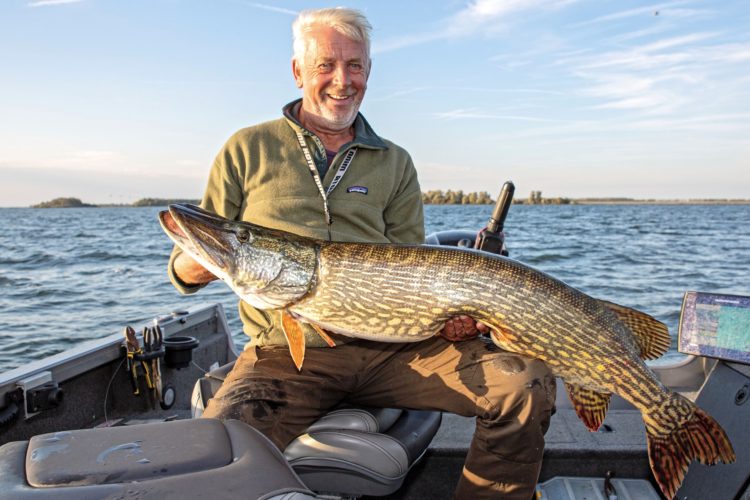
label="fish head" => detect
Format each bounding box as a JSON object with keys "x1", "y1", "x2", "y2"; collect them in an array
[{"x1": 159, "y1": 204, "x2": 317, "y2": 309}]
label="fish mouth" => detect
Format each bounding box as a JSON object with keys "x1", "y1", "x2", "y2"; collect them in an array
[{"x1": 158, "y1": 204, "x2": 235, "y2": 272}]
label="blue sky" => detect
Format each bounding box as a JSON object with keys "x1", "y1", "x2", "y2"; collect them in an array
[{"x1": 1, "y1": 0, "x2": 748, "y2": 206}]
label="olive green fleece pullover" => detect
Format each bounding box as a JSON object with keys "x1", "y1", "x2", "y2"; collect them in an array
[{"x1": 168, "y1": 100, "x2": 425, "y2": 348}]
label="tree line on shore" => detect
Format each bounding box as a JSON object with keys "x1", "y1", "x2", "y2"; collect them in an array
[
  {"x1": 421, "y1": 190, "x2": 494, "y2": 204},
  {"x1": 30, "y1": 192, "x2": 747, "y2": 208},
  {"x1": 422, "y1": 190, "x2": 572, "y2": 205},
  {"x1": 31, "y1": 197, "x2": 200, "y2": 208},
  {"x1": 34, "y1": 193, "x2": 505, "y2": 207}
]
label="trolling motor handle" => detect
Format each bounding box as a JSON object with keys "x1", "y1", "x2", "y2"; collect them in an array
[
  {"x1": 488, "y1": 181, "x2": 515, "y2": 233},
  {"x1": 476, "y1": 181, "x2": 515, "y2": 256}
]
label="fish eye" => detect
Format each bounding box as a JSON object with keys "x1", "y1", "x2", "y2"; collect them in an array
[{"x1": 236, "y1": 230, "x2": 250, "y2": 243}]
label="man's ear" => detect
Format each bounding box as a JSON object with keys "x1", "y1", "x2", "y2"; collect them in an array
[
  {"x1": 292, "y1": 58, "x2": 304, "y2": 88},
  {"x1": 366, "y1": 59, "x2": 372, "y2": 82}
]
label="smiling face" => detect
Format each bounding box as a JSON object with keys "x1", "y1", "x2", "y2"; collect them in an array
[{"x1": 292, "y1": 25, "x2": 370, "y2": 133}]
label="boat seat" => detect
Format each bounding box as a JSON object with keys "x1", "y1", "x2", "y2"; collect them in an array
[
  {"x1": 192, "y1": 360, "x2": 442, "y2": 497},
  {"x1": 0, "y1": 418, "x2": 318, "y2": 499}
]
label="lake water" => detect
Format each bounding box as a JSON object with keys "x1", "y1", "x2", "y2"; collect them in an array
[{"x1": 1, "y1": 204, "x2": 748, "y2": 372}]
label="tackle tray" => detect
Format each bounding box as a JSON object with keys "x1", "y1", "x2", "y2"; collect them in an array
[{"x1": 535, "y1": 476, "x2": 660, "y2": 500}]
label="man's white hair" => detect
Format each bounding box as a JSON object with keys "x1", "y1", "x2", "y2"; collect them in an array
[{"x1": 292, "y1": 7, "x2": 372, "y2": 63}]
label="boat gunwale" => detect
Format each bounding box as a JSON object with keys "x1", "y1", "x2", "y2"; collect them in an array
[{"x1": 0, "y1": 303, "x2": 236, "y2": 404}]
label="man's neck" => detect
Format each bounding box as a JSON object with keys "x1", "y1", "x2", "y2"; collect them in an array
[{"x1": 298, "y1": 105, "x2": 355, "y2": 152}]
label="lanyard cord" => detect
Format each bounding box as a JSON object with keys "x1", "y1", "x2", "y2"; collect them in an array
[{"x1": 295, "y1": 130, "x2": 357, "y2": 241}]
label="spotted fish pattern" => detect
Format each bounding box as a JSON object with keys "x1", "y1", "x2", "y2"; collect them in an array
[{"x1": 161, "y1": 204, "x2": 735, "y2": 500}]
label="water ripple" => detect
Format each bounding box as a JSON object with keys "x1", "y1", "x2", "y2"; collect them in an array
[{"x1": 0, "y1": 205, "x2": 748, "y2": 372}]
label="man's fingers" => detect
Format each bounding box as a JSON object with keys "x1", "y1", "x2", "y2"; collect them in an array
[
  {"x1": 440, "y1": 316, "x2": 482, "y2": 342},
  {"x1": 174, "y1": 252, "x2": 217, "y2": 285}
]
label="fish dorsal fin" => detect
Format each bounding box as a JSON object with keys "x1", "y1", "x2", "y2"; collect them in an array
[
  {"x1": 281, "y1": 310, "x2": 307, "y2": 371},
  {"x1": 599, "y1": 300, "x2": 671, "y2": 360},
  {"x1": 565, "y1": 382, "x2": 611, "y2": 432}
]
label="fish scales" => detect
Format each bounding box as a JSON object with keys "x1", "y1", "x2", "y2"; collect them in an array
[
  {"x1": 160, "y1": 204, "x2": 735, "y2": 499},
  {"x1": 296, "y1": 242, "x2": 667, "y2": 418},
  {"x1": 296, "y1": 243, "x2": 646, "y2": 387}
]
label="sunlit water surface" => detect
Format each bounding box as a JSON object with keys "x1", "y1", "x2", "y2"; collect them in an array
[{"x1": 0, "y1": 204, "x2": 748, "y2": 372}]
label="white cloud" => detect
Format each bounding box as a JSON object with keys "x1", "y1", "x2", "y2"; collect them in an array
[
  {"x1": 595, "y1": 93, "x2": 681, "y2": 111},
  {"x1": 243, "y1": 2, "x2": 297, "y2": 16},
  {"x1": 434, "y1": 108, "x2": 560, "y2": 122},
  {"x1": 558, "y1": 26, "x2": 750, "y2": 115},
  {"x1": 2, "y1": 151, "x2": 211, "y2": 182},
  {"x1": 373, "y1": 32, "x2": 445, "y2": 54},
  {"x1": 368, "y1": 87, "x2": 430, "y2": 102},
  {"x1": 376, "y1": 0, "x2": 576, "y2": 54},
  {"x1": 610, "y1": 25, "x2": 672, "y2": 43},
  {"x1": 639, "y1": 32, "x2": 719, "y2": 52},
  {"x1": 571, "y1": 1, "x2": 705, "y2": 28},
  {"x1": 176, "y1": 159, "x2": 202, "y2": 167},
  {"x1": 630, "y1": 113, "x2": 750, "y2": 133},
  {"x1": 54, "y1": 150, "x2": 125, "y2": 168},
  {"x1": 28, "y1": 0, "x2": 84, "y2": 6},
  {"x1": 447, "y1": 0, "x2": 539, "y2": 36}
]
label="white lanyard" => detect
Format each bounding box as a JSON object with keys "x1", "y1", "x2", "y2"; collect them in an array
[{"x1": 295, "y1": 130, "x2": 357, "y2": 241}]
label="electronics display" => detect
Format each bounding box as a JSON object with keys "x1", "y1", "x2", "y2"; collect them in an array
[{"x1": 679, "y1": 291, "x2": 750, "y2": 364}]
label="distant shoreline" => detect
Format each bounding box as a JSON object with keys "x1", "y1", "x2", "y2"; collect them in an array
[
  {"x1": 25, "y1": 196, "x2": 750, "y2": 208},
  {"x1": 29, "y1": 197, "x2": 201, "y2": 208},
  {"x1": 564, "y1": 199, "x2": 750, "y2": 205}
]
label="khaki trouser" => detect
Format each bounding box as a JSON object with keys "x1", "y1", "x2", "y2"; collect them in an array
[{"x1": 203, "y1": 336, "x2": 556, "y2": 499}]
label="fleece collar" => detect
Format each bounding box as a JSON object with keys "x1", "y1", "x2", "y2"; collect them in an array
[{"x1": 282, "y1": 99, "x2": 388, "y2": 151}]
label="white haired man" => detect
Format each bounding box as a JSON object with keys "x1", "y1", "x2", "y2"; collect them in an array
[{"x1": 168, "y1": 7, "x2": 555, "y2": 499}]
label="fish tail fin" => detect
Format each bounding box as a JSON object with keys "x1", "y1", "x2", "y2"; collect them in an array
[{"x1": 646, "y1": 404, "x2": 735, "y2": 499}]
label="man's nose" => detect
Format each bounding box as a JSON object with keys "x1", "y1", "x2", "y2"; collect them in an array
[{"x1": 332, "y1": 63, "x2": 351, "y2": 86}]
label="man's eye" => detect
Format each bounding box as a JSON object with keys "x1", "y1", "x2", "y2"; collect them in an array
[
  {"x1": 349, "y1": 63, "x2": 363, "y2": 73},
  {"x1": 318, "y1": 63, "x2": 332, "y2": 71}
]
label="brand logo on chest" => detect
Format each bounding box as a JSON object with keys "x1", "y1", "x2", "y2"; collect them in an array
[{"x1": 346, "y1": 186, "x2": 368, "y2": 195}]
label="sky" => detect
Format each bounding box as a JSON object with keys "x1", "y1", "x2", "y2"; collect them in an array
[{"x1": 1, "y1": 0, "x2": 749, "y2": 206}]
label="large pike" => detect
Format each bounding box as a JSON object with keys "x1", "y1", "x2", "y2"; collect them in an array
[{"x1": 159, "y1": 203, "x2": 734, "y2": 499}]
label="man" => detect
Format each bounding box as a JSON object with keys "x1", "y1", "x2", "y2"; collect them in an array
[{"x1": 169, "y1": 8, "x2": 555, "y2": 499}]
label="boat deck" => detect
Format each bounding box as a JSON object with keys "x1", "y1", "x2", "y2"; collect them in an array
[{"x1": 375, "y1": 407, "x2": 653, "y2": 499}]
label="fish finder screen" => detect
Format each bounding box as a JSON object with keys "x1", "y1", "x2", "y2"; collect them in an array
[{"x1": 679, "y1": 291, "x2": 750, "y2": 364}]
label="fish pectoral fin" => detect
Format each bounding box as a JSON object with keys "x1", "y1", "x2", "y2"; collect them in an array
[
  {"x1": 599, "y1": 299, "x2": 671, "y2": 360},
  {"x1": 309, "y1": 322, "x2": 336, "y2": 348},
  {"x1": 281, "y1": 311, "x2": 306, "y2": 371},
  {"x1": 565, "y1": 382, "x2": 611, "y2": 432}
]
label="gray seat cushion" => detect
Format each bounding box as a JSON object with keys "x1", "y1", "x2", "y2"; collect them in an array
[
  {"x1": 285, "y1": 430, "x2": 409, "y2": 496},
  {"x1": 0, "y1": 419, "x2": 318, "y2": 500},
  {"x1": 27, "y1": 419, "x2": 231, "y2": 487},
  {"x1": 191, "y1": 361, "x2": 443, "y2": 497},
  {"x1": 285, "y1": 410, "x2": 442, "y2": 496},
  {"x1": 305, "y1": 406, "x2": 402, "y2": 433}
]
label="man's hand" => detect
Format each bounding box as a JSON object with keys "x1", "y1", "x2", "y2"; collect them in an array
[
  {"x1": 173, "y1": 252, "x2": 218, "y2": 286},
  {"x1": 440, "y1": 315, "x2": 490, "y2": 342}
]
